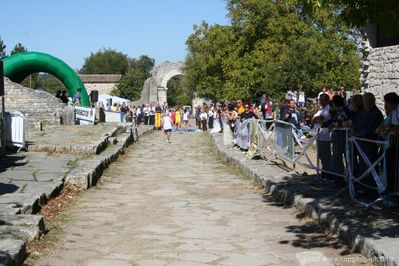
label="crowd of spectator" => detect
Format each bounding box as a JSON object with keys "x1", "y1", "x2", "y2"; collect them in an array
[
  {"x1": 63, "y1": 85, "x2": 399, "y2": 198},
  {"x1": 188, "y1": 87, "x2": 399, "y2": 198}
]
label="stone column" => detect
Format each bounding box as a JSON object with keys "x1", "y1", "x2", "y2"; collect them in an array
[{"x1": 157, "y1": 88, "x2": 167, "y2": 106}]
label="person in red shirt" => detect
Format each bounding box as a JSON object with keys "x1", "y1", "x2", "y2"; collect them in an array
[{"x1": 170, "y1": 109, "x2": 176, "y2": 130}]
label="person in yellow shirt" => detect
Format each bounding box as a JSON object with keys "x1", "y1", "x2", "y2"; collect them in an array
[
  {"x1": 175, "y1": 107, "x2": 181, "y2": 130},
  {"x1": 111, "y1": 103, "x2": 118, "y2": 112},
  {"x1": 237, "y1": 99, "x2": 245, "y2": 115}
]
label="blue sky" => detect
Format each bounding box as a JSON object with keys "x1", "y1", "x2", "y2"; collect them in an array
[{"x1": 1, "y1": 0, "x2": 229, "y2": 70}]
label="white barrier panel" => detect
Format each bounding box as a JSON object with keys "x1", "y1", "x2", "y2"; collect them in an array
[
  {"x1": 5, "y1": 111, "x2": 25, "y2": 151},
  {"x1": 274, "y1": 120, "x2": 295, "y2": 161},
  {"x1": 104, "y1": 111, "x2": 124, "y2": 122},
  {"x1": 75, "y1": 106, "x2": 95, "y2": 125},
  {"x1": 234, "y1": 119, "x2": 253, "y2": 150}
]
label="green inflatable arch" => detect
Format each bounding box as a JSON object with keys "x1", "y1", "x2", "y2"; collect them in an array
[{"x1": 2, "y1": 52, "x2": 90, "y2": 106}]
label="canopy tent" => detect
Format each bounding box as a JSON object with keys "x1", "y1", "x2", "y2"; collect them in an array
[{"x1": 98, "y1": 94, "x2": 131, "y2": 109}]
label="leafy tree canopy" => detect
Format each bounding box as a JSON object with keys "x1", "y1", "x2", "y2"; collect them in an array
[
  {"x1": 80, "y1": 48, "x2": 129, "y2": 75},
  {"x1": 112, "y1": 55, "x2": 155, "y2": 101},
  {"x1": 302, "y1": 0, "x2": 399, "y2": 35},
  {"x1": 0, "y1": 37, "x2": 6, "y2": 58},
  {"x1": 184, "y1": 0, "x2": 361, "y2": 101},
  {"x1": 167, "y1": 75, "x2": 192, "y2": 107},
  {"x1": 10, "y1": 43, "x2": 27, "y2": 55}
]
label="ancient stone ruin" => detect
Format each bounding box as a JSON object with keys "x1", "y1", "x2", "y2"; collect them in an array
[
  {"x1": 135, "y1": 61, "x2": 184, "y2": 105},
  {"x1": 4, "y1": 78, "x2": 65, "y2": 131}
]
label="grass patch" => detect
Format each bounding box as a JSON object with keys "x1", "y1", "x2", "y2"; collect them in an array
[
  {"x1": 19, "y1": 184, "x2": 27, "y2": 193},
  {"x1": 32, "y1": 170, "x2": 38, "y2": 181}
]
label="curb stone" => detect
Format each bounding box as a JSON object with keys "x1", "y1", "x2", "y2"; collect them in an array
[
  {"x1": 210, "y1": 132, "x2": 397, "y2": 266},
  {"x1": 65, "y1": 125, "x2": 153, "y2": 189}
]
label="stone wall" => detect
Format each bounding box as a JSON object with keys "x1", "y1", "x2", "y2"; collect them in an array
[
  {"x1": 83, "y1": 83, "x2": 117, "y2": 95},
  {"x1": 360, "y1": 36, "x2": 399, "y2": 112},
  {"x1": 79, "y1": 74, "x2": 121, "y2": 96},
  {"x1": 4, "y1": 78, "x2": 65, "y2": 130}
]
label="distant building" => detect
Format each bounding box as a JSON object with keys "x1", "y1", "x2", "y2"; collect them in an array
[{"x1": 79, "y1": 74, "x2": 121, "y2": 95}]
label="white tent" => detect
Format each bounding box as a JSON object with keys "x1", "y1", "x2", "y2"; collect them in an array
[{"x1": 98, "y1": 94, "x2": 131, "y2": 109}]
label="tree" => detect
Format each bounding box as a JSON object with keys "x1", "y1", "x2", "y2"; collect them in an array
[
  {"x1": 302, "y1": 0, "x2": 399, "y2": 36},
  {"x1": 112, "y1": 55, "x2": 155, "y2": 101},
  {"x1": 10, "y1": 43, "x2": 27, "y2": 55},
  {"x1": 184, "y1": 0, "x2": 360, "y2": 101},
  {"x1": 167, "y1": 75, "x2": 192, "y2": 107},
  {"x1": 80, "y1": 48, "x2": 129, "y2": 75},
  {"x1": 0, "y1": 37, "x2": 6, "y2": 59}
]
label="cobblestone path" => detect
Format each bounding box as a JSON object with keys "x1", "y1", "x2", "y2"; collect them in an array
[{"x1": 36, "y1": 131, "x2": 366, "y2": 266}]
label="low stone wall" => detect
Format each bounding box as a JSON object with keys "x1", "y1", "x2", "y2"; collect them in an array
[{"x1": 4, "y1": 78, "x2": 64, "y2": 131}]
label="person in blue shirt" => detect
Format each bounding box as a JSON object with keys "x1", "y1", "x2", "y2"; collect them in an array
[{"x1": 73, "y1": 88, "x2": 82, "y2": 106}]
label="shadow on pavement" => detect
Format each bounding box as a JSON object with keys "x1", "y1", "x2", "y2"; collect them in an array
[
  {"x1": 0, "y1": 154, "x2": 28, "y2": 173},
  {"x1": 261, "y1": 172, "x2": 399, "y2": 247},
  {"x1": 0, "y1": 183, "x2": 19, "y2": 195}
]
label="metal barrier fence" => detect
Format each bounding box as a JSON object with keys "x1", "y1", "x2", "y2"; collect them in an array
[
  {"x1": 256, "y1": 119, "x2": 319, "y2": 173},
  {"x1": 255, "y1": 119, "x2": 275, "y2": 159},
  {"x1": 229, "y1": 119, "x2": 398, "y2": 208},
  {"x1": 345, "y1": 136, "x2": 390, "y2": 208}
]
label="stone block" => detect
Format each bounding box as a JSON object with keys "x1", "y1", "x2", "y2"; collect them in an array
[
  {"x1": 0, "y1": 214, "x2": 44, "y2": 233},
  {"x1": 0, "y1": 225, "x2": 41, "y2": 241},
  {"x1": 0, "y1": 235, "x2": 26, "y2": 266}
]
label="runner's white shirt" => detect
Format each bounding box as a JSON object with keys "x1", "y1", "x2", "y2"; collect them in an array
[
  {"x1": 183, "y1": 112, "x2": 189, "y2": 121},
  {"x1": 313, "y1": 105, "x2": 331, "y2": 141},
  {"x1": 163, "y1": 116, "x2": 173, "y2": 130}
]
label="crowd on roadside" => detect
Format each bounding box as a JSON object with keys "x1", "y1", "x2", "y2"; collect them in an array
[
  {"x1": 68, "y1": 84, "x2": 398, "y2": 198},
  {"x1": 185, "y1": 87, "x2": 399, "y2": 198}
]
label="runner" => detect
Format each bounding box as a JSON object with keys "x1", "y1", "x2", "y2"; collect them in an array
[{"x1": 162, "y1": 111, "x2": 173, "y2": 143}]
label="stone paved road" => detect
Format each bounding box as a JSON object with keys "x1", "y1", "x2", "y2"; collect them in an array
[{"x1": 36, "y1": 131, "x2": 368, "y2": 266}]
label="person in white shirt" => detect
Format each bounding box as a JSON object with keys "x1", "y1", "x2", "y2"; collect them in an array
[
  {"x1": 162, "y1": 111, "x2": 173, "y2": 143},
  {"x1": 183, "y1": 108, "x2": 190, "y2": 131},
  {"x1": 143, "y1": 104, "x2": 150, "y2": 125},
  {"x1": 312, "y1": 94, "x2": 332, "y2": 179},
  {"x1": 136, "y1": 106, "x2": 142, "y2": 125},
  {"x1": 208, "y1": 106, "x2": 215, "y2": 129},
  {"x1": 317, "y1": 87, "x2": 328, "y2": 107},
  {"x1": 298, "y1": 90, "x2": 306, "y2": 107},
  {"x1": 200, "y1": 110, "x2": 208, "y2": 131}
]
